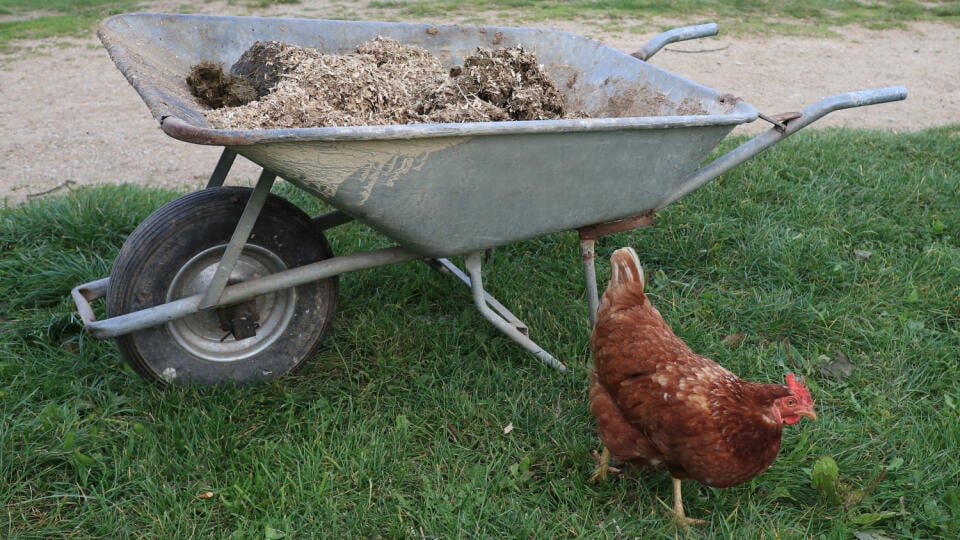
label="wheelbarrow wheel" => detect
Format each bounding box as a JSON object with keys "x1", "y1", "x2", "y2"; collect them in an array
[{"x1": 106, "y1": 187, "x2": 338, "y2": 385}]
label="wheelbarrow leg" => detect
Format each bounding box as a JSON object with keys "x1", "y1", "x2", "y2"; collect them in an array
[
  {"x1": 431, "y1": 257, "x2": 528, "y2": 336},
  {"x1": 464, "y1": 253, "x2": 566, "y2": 372},
  {"x1": 579, "y1": 238, "x2": 600, "y2": 328}
]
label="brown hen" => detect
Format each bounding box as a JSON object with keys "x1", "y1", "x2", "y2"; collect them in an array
[{"x1": 589, "y1": 247, "x2": 816, "y2": 524}]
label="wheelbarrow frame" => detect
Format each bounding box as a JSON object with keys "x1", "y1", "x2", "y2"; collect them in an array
[{"x1": 71, "y1": 14, "x2": 907, "y2": 377}]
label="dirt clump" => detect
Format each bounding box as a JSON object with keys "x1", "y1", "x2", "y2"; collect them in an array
[
  {"x1": 423, "y1": 46, "x2": 568, "y2": 122},
  {"x1": 186, "y1": 61, "x2": 257, "y2": 109},
  {"x1": 197, "y1": 36, "x2": 575, "y2": 129},
  {"x1": 228, "y1": 41, "x2": 299, "y2": 99}
]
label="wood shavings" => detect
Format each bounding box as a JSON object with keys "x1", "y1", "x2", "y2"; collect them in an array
[{"x1": 198, "y1": 36, "x2": 579, "y2": 130}]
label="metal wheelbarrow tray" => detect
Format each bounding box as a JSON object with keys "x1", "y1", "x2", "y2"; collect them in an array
[{"x1": 72, "y1": 13, "x2": 906, "y2": 385}]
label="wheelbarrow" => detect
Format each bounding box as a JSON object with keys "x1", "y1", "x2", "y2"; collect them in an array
[{"x1": 72, "y1": 13, "x2": 907, "y2": 385}]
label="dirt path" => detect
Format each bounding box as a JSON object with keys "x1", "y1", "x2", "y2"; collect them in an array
[{"x1": 1, "y1": 1, "x2": 957, "y2": 205}]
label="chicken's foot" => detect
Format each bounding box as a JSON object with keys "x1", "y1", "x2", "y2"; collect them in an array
[
  {"x1": 589, "y1": 447, "x2": 621, "y2": 482},
  {"x1": 671, "y1": 476, "x2": 707, "y2": 528}
]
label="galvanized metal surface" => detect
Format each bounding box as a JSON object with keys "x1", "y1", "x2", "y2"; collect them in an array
[
  {"x1": 198, "y1": 169, "x2": 276, "y2": 309},
  {"x1": 655, "y1": 86, "x2": 908, "y2": 211},
  {"x1": 71, "y1": 246, "x2": 423, "y2": 339},
  {"x1": 465, "y1": 253, "x2": 566, "y2": 371},
  {"x1": 433, "y1": 257, "x2": 530, "y2": 336},
  {"x1": 206, "y1": 148, "x2": 237, "y2": 188},
  {"x1": 82, "y1": 14, "x2": 907, "y2": 373},
  {"x1": 72, "y1": 244, "x2": 563, "y2": 371},
  {"x1": 631, "y1": 23, "x2": 718, "y2": 61},
  {"x1": 234, "y1": 127, "x2": 739, "y2": 256},
  {"x1": 98, "y1": 13, "x2": 759, "y2": 257},
  {"x1": 579, "y1": 238, "x2": 600, "y2": 329}
]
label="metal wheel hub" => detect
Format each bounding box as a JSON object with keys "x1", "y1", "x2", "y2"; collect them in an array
[{"x1": 166, "y1": 244, "x2": 295, "y2": 362}]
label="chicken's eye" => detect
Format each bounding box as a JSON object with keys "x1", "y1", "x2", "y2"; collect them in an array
[{"x1": 785, "y1": 398, "x2": 797, "y2": 407}]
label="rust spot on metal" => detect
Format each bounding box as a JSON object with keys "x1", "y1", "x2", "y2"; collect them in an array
[
  {"x1": 759, "y1": 111, "x2": 802, "y2": 133},
  {"x1": 578, "y1": 212, "x2": 655, "y2": 241},
  {"x1": 580, "y1": 244, "x2": 595, "y2": 263}
]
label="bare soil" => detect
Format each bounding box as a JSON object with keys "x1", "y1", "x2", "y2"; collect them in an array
[{"x1": 1, "y1": 0, "x2": 958, "y2": 205}]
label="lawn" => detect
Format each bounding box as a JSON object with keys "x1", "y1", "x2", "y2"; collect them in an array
[
  {"x1": 2, "y1": 126, "x2": 958, "y2": 538},
  {"x1": 2, "y1": 0, "x2": 959, "y2": 538}
]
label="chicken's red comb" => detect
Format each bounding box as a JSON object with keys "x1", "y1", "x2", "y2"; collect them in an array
[{"x1": 785, "y1": 373, "x2": 813, "y2": 402}]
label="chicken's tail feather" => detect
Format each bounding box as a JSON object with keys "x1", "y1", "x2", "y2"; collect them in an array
[{"x1": 609, "y1": 247, "x2": 645, "y2": 291}]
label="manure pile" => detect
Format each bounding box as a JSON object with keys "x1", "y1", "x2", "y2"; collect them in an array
[{"x1": 187, "y1": 36, "x2": 582, "y2": 129}]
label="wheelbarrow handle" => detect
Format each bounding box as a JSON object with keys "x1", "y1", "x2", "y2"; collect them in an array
[
  {"x1": 656, "y1": 85, "x2": 908, "y2": 210},
  {"x1": 784, "y1": 86, "x2": 909, "y2": 132},
  {"x1": 632, "y1": 23, "x2": 719, "y2": 61}
]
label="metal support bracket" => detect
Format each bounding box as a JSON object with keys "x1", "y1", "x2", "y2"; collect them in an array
[
  {"x1": 206, "y1": 148, "x2": 238, "y2": 188},
  {"x1": 72, "y1": 247, "x2": 422, "y2": 339},
  {"x1": 578, "y1": 213, "x2": 655, "y2": 328},
  {"x1": 432, "y1": 257, "x2": 529, "y2": 336},
  {"x1": 463, "y1": 253, "x2": 566, "y2": 372},
  {"x1": 198, "y1": 169, "x2": 276, "y2": 310}
]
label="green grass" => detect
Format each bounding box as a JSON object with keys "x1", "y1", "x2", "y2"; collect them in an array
[
  {"x1": 0, "y1": 1, "x2": 138, "y2": 52},
  {"x1": 0, "y1": 0, "x2": 298, "y2": 52},
  {"x1": 2, "y1": 127, "x2": 958, "y2": 538}
]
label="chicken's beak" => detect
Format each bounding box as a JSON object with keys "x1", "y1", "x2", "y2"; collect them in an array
[{"x1": 798, "y1": 409, "x2": 817, "y2": 421}]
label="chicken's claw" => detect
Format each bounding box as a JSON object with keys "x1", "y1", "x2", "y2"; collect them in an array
[{"x1": 589, "y1": 447, "x2": 621, "y2": 482}]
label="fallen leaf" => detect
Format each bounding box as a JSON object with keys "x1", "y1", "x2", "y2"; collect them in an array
[
  {"x1": 820, "y1": 351, "x2": 855, "y2": 379},
  {"x1": 197, "y1": 491, "x2": 215, "y2": 499},
  {"x1": 853, "y1": 533, "x2": 895, "y2": 540},
  {"x1": 853, "y1": 249, "x2": 873, "y2": 260},
  {"x1": 264, "y1": 526, "x2": 286, "y2": 539},
  {"x1": 767, "y1": 486, "x2": 794, "y2": 501},
  {"x1": 503, "y1": 422, "x2": 514, "y2": 435},
  {"x1": 845, "y1": 487, "x2": 868, "y2": 507},
  {"x1": 721, "y1": 333, "x2": 746, "y2": 348}
]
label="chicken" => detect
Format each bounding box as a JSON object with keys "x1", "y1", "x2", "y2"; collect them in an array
[{"x1": 588, "y1": 247, "x2": 816, "y2": 524}]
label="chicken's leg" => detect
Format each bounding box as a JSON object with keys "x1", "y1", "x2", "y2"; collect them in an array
[
  {"x1": 671, "y1": 476, "x2": 707, "y2": 526},
  {"x1": 589, "y1": 447, "x2": 616, "y2": 482}
]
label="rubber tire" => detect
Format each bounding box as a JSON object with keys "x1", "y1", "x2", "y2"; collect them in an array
[{"x1": 106, "y1": 187, "x2": 338, "y2": 386}]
